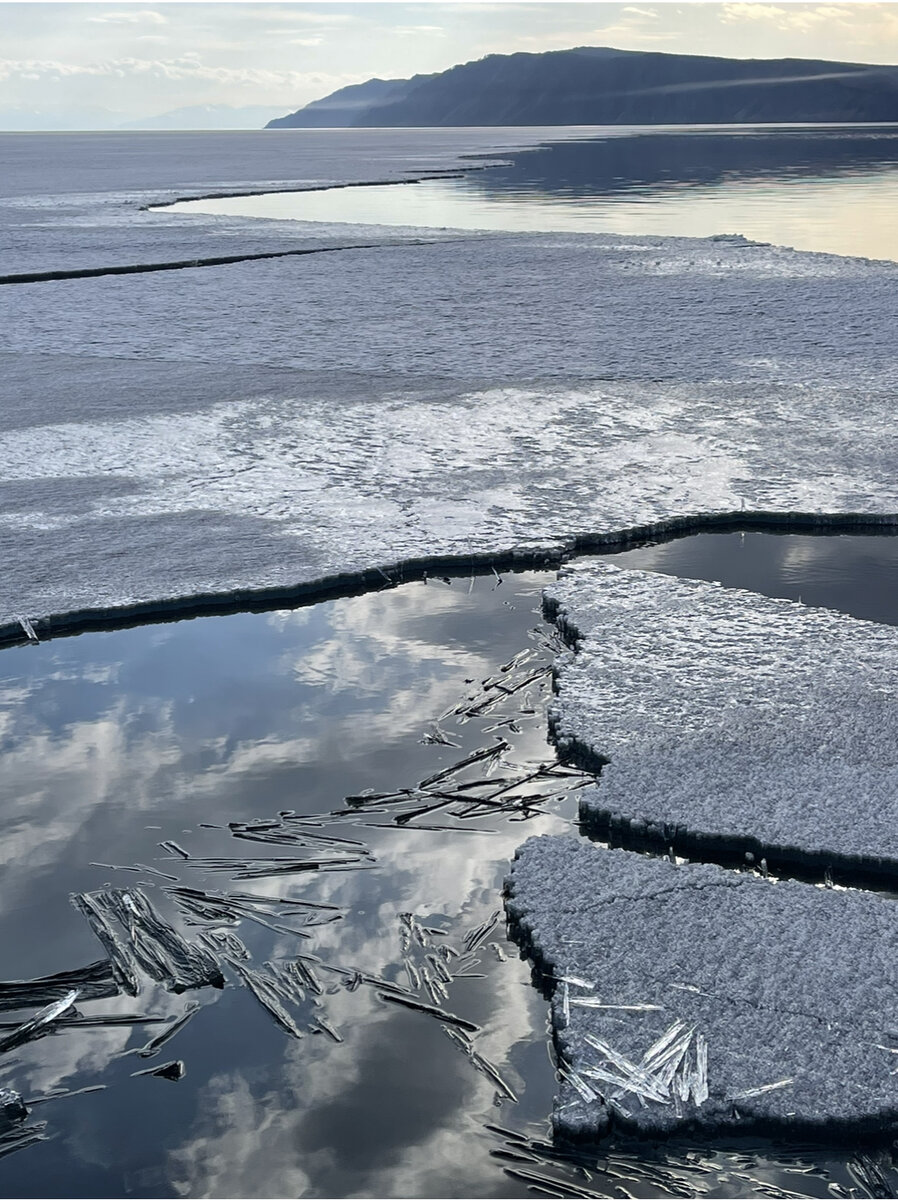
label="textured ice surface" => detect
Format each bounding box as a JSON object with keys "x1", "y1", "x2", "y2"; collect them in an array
[
  {"x1": 1, "y1": 131, "x2": 897, "y2": 629},
  {"x1": 547, "y1": 560, "x2": 898, "y2": 872},
  {"x1": 506, "y1": 836, "x2": 898, "y2": 1142},
  {"x1": 3, "y1": 233, "x2": 898, "y2": 627},
  {"x1": 0, "y1": 128, "x2": 567, "y2": 274}
]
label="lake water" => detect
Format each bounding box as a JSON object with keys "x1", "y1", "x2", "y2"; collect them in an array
[
  {"x1": 2, "y1": 533, "x2": 897, "y2": 1198},
  {"x1": 167, "y1": 124, "x2": 898, "y2": 262}
]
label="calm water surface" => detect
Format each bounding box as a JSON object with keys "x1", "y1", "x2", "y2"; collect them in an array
[
  {"x1": 169, "y1": 125, "x2": 898, "y2": 261},
  {"x1": 1, "y1": 535, "x2": 898, "y2": 1197}
]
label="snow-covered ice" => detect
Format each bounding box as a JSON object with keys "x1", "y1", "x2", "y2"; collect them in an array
[
  {"x1": 1, "y1": 218, "x2": 897, "y2": 629},
  {"x1": 546, "y1": 560, "x2": 898, "y2": 875},
  {"x1": 506, "y1": 836, "x2": 898, "y2": 1142},
  {"x1": 0, "y1": 128, "x2": 573, "y2": 275}
]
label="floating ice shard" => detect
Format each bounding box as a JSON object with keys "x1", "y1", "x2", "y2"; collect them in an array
[
  {"x1": 0, "y1": 991, "x2": 79, "y2": 1055},
  {"x1": 71, "y1": 888, "x2": 224, "y2": 995}
]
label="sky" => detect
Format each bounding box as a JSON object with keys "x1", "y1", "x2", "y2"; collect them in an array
[{"x1": 2, "y1": 1, "x2": 898, "y2": 128}]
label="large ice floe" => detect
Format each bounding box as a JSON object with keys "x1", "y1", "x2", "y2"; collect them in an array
[
  {"x1": 506, "y1": 836, "x2": 898, "y2": 1142},
  {"x1": 1, "y1": 133, "x2": 898, "y2": 633},
  {"x1": 1, "y1": 222, "x2": 897, "y2": 631},
  {"x1": 500, "y1": 554, "x2": 898, "y2": 1146},
  {"x1": 545, "y1": 560, "x2": 898, "y2": 878}
]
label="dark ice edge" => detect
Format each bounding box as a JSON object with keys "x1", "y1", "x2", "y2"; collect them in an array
[
  {"x1": 2, "y1": 510, "x2": 895, "y2": 652},
  {"x1": 0, "y1": 239, "x2": 450, "y2": 286},
  {"x1": 141, "y1": 169, "x2": 478, "y2": 211}
]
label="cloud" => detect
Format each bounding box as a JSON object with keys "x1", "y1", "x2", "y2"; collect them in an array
[
  {"x1": 721, "y1": 3, "x2": 855, "y2": 29},
  {"x1": 507, "y1": 24, "x2": 680, "y2": 52},
  {"x1": 87, "y1": 9, "x2": 167, "y2": 25},
  {"x1": 622, "y1": 5, "x2": 661, "y2": 19},
  {"x1": 719, "y1": 2, "x2": 898, "y2": 45},
  {"x1": 0, "y1": 55, "x2": 354, "y2": 93},
  {"x1": 396, "y1": 25, "x2": 446, "y2": 37},
  {"x1": 258, "y1": 9, "x2": 354, "y2": 25},
  {"x1": 287, "y1": 37, "x2": 324, "y2": 47}
]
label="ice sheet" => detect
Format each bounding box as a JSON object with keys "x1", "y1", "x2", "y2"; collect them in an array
[
  {"x1": 2, "y1": 222, "x2": 896, "y2": 628},
  {"x1": 546, "y1": 560, "x2": 898, "y2": 874},
  {"x1": 0, "y1": 128, "x2": 573, "y2": 275},
  {"x1": 506, "y1": 836, "x2": 898, "y2": 1141}
]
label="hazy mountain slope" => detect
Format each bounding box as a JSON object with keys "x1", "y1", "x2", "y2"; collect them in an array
[
  {"x1": 268, "y1": 46, "x2": 898, "y2": 128},
  {"x1": 266, "y1": 76, "x2": 430, "y2": 128},
  {"x1": 122, "y1": 105, "x2": 288, "y2": 131}
]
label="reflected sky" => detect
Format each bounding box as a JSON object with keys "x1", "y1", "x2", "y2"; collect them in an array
[
  {"x1": 0, "y1": 570, "x2": 567, "y2": 1199},
  {"x1": 170, "y1": 124, "x2": 898, "y2": 262},
  {"x1": 612, "y1": 530, "x2": 898, "y2": 625},
  {"x1": 2, "y1": 547, "x2": 898, "y2": 1197}
]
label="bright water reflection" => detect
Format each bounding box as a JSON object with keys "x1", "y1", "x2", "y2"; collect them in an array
[
  {"x1": 612, "y1": 529, "x2": 898, "y2": 625},
  {"x1": 169, "y1": 124, "x2": 898, "y2": 261},
  {"x1": 2, "y1": 540, "x2": 898, "y2": 1196}
]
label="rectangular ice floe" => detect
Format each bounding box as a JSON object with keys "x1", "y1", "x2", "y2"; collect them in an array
[
  {"x1": 546, "y1": 560, "x2": 898, "y2": 877},
  {"x1": 506, "y1": 836, "x2": 898, "y2": 1143}
]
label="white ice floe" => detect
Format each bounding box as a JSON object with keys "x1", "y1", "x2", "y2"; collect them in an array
[
  {"x1": 506, "y1": 838, "x2": 898, "y2": 1141},
  {"x1": 548, "y1": 560, "x2": 898, "y2": 870},
  {"x1": 1, "y1": 219, "x2": 897, "y2": 626}
]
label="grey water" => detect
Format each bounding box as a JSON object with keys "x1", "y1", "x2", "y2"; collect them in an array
[
  {"x1": 169, "y1": 124, "x2": 898, "y2": 261},
  {"x1": 1, "y1": 533, "x2": 898, "y2": 1198}
]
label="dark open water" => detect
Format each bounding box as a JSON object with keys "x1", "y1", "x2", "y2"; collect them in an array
[{"x1": 2, "y1": 533, "x2": 898, "y2": 1198}]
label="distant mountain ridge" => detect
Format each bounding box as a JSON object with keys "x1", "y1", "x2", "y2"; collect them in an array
[
  {"x1": 122, "y1": 104, "x2": 289, "y2": 131},
  {"x1": 266, "y1": 45, "x2": 898, "y2": 128}
]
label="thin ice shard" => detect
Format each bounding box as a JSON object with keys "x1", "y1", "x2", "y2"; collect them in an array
[
  {"x1": 731, "y1": 1078, "x2": 794, "y2": 1100},
  {"x1": 376, "y1": 991, "x2": 478, "y2": 1032},
  {"x1": 137, "y1": 1004, "x2": 200, "y2": 1058},
  {"x1": 184, "y1": 856, "x2": 373, "y2": 879},
  {"x1": 418, "y1": 742, "x2": 511, "y2": 790},
  {"x1": 231, "y1": 962, "x2": 305, "y2": 1039},
  {"x1": 131, "y1": 1060, "x2": 185, "y2": 1081},
  {"x1": 159, "y1": 841, "x2": 190, "y2": 860},
  {"x1": 71, "y1": 888, "x2": 224, "y2": 994},
  {"x1": 0, "y1": 960, "x2": 118, "y2": 1013},
  {"x1": 688, "y1": 1034, "x2": 709, "y2": 1106},
  {"x1": 642, "y1": 1021, "x2": 691, "y2": 1070},
  {"x1": 583, "y1": 1034, "x2": 671, "y2": 1103},
  {"x1": 14, "y1": 615, "x2": 38, "y2": 643},
  {"x1": 570, "y1": 999, "x2": 663, "y2": 1011},
  {"x1": 463, "y1": 910, "x2": 500, "y2": 953},
  {"x1": 557, "y1": 1063, "x2": 599, "y2": 1104},
  {"x1": 580, "y1": 1063, "x2": 670, "y2": 1106},
  {"x1": 0, "y1": 1121, "x2": 47, "y2": 1161},
  {"x1": 0, "y1": 990, "x2": 79, "y2": 1054}
]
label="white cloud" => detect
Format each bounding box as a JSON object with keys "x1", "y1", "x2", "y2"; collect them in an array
[
  {"x1": 396, "y1": 25, "x2": 446, "y2": 37},
  {"x1": 507, "y1": 23, "x2": 680, "y2": 52},
  {"x1": 259, "y1": 9, "x2": 354, "y2": 25},
  {"x1": 0, "y1": 55, "x2": 352, "y2": 93},
  {"x1": 719, "y1": 2, "x2": 898, "y2": 47},
  {"x1": 87, "y1": 9, "x2": 168, "y2": 26},
  {"x1": 622, "y1": 5, "x2": 662, "y2": 20},
  {"x1": 722, "y1": 3, "x2": 855, "y2": 29}
]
